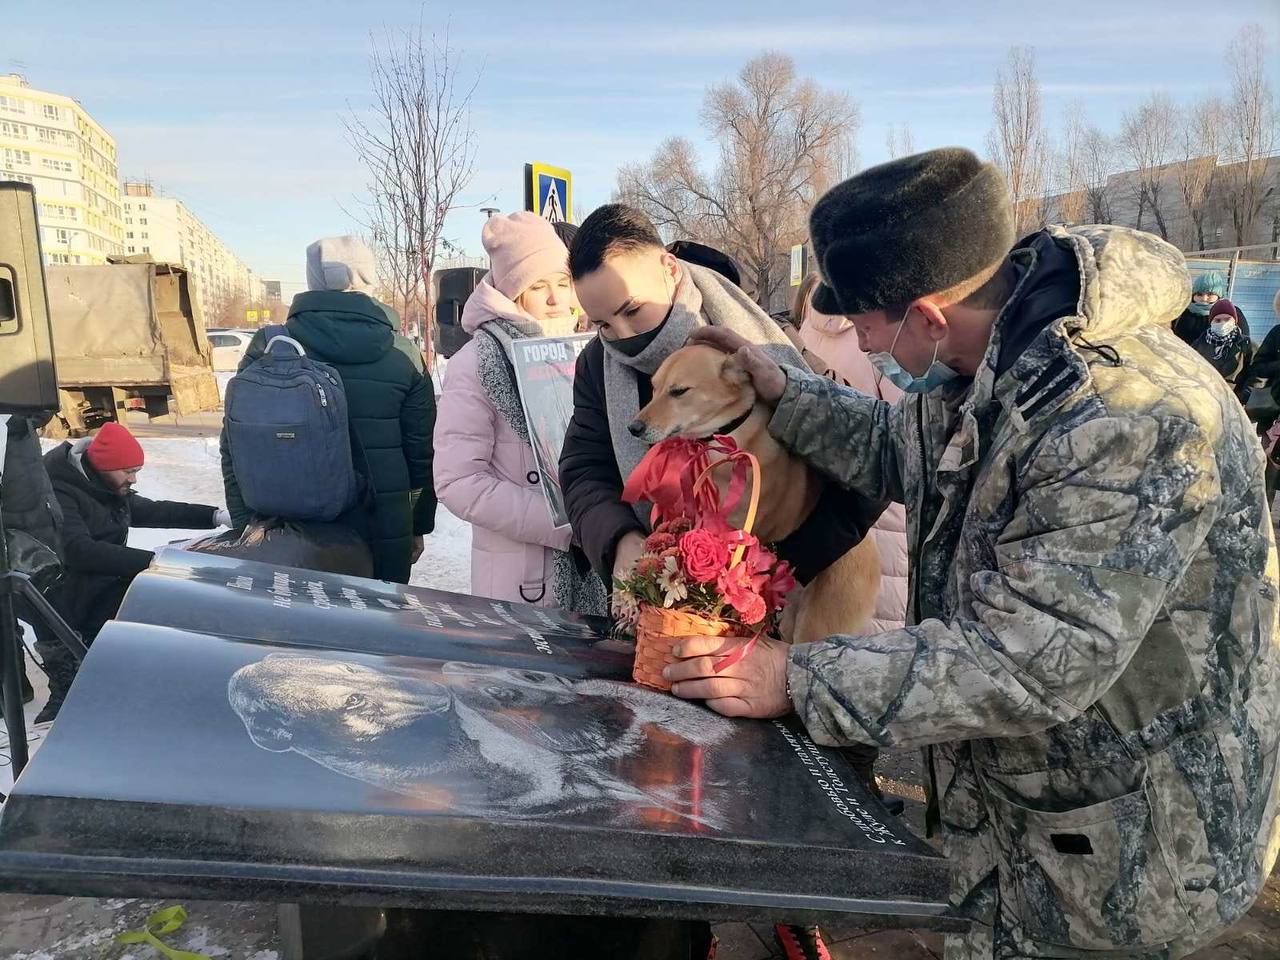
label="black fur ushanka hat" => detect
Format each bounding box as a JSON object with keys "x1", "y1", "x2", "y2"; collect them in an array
[{"x1": 810, "y1": 147, "x2": 1015, "y2": 316}]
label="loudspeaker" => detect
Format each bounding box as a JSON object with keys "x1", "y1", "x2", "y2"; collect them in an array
[
  {"x1": 433, "y1": 267, "x2": 486, "y2": 360},
  {"x1": 437, "y1": 267, "x2": 485, "y2": 306},
  {"x1": 0, "y1": 182, "x2": 58, "y2": 415},
  {"x1": 434, "y1": 300, "x2": 471, "y2": 359}
]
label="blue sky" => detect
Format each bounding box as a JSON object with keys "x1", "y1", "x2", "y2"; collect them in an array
[{"x1": 5, "y1": 0, "x2": 1278, "y2": 294}]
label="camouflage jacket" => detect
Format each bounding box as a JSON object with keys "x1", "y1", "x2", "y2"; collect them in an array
[{"x1": 771, "y1": 226, "x2": 1280, "y2": 958}]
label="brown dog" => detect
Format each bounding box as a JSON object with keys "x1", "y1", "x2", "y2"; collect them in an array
[{"x1": 628, "y1": 344, "x2": 880, "y2": 645}]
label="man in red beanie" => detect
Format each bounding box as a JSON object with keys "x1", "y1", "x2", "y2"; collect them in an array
[{"x1": 37, "y1": 421, "x2": 227, "y2": 721}]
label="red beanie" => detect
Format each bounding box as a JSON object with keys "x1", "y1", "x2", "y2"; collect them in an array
[
  {"x1": 1209, "y1": 299, "x2": 1239, "y2": 322},
  {"x1": 85, "y1": 422, "x2": 145, "y2": 472}
]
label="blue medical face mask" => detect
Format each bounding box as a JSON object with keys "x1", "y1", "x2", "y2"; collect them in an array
[{"x1": 868, "y1": 305, "x2": 959, "y2": 394}]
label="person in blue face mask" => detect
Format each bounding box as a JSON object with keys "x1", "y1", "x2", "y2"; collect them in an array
[
  {"x1": 1172, "y1": 270, "x2": 1251, "y2": 345},
  {"x1": 670, "y1": 147, "x2": 1280, "y2": 960}
]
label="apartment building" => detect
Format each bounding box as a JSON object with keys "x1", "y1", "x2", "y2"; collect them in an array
[
  {"x1": 0, "y1": 73, "x2": 124, "y2": 264},
  {"x1": 122, "y1": 181, "x2": 263, "y2": 318},
  {"x1": 1041, "y1": 153, "x2": 1280, "y2": 254}
]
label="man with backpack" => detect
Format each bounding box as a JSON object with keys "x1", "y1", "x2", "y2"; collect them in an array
[{"x1": 221, "y1": 236, "x2": 436, "y2": 584}]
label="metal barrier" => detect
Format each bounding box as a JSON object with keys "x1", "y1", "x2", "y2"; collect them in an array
[{"x1": 1186, "y1": 252, "x2": 1280, "y2": 343}]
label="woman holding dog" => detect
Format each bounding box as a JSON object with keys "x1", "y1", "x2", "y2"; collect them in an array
[{"x1": 433, "y1": 212, "x2": 604, "y2": 613}]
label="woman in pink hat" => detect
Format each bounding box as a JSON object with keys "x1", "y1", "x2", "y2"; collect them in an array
[{"x1": 434, "y1": 213, "x2": 604, "y2": 612}]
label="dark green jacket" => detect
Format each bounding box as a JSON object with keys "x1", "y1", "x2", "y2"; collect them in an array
[{"x1": 220, "y1": 291, "x2": 436, "y2": 583}]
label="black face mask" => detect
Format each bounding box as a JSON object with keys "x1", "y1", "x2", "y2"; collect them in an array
[{"x1": 606, "y1": 307, "x2": 674, "y2": 357}]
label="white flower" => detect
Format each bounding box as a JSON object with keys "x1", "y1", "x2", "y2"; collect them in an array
[{"x1": 658, "y1": 556, "x2": 688, "y2": 608}]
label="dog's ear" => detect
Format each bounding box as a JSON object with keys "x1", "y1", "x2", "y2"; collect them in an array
[{"x1": 721, "y1": 349, "x2": 750, "y2": 386}]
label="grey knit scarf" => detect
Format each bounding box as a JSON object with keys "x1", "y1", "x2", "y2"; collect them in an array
[
  {"x1": 475, "y1": 319, "x2": 607, "y2": 616},
  {"x1": 600, "y1": 262, "x2": 803, "y2": 526}
]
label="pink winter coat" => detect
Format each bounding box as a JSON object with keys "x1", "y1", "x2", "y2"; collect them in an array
[
  {"x1": 800, "y1": 309, "x2": 910, "y2": 632},
  {"x1": 434, "y1": 279, "x2": 576, "y2": 605}
]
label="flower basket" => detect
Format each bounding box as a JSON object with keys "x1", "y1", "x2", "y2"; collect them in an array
[
  {"x1": 633, "y1": 604, "x2": 732, "y2": 691},
  {"x1": 615, "y1": 436, "x2": 798, "y2": 693}
]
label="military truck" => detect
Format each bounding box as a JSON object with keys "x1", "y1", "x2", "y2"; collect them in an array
[{"x1": 44, "y1": 256, "x2": 220, "y2": 436}]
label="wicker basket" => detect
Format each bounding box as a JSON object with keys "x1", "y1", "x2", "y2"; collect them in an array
[
  {"x1": 630, "y1": 448, "x2": 762, "y2": 692},
  {"x1": 632, "y1": 604, "x2": 732, "y2": 691}
]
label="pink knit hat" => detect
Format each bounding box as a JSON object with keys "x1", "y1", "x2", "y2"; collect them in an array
[{"x1": 481, "y1": 212, "x2": 569, "y2": 300}]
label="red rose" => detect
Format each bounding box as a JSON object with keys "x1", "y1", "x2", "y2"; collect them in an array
[{"x1": 679, "y1": 529, "x2": 730, "y2": 584}]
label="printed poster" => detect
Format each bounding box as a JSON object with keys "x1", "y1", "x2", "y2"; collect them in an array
[{"x1": 509, "y1": 334, "x2": 593, "y2": 528}]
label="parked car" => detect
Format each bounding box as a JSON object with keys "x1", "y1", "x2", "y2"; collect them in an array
[{"x1": 208, "y1": 330, "x2": 255, "y2": 372}]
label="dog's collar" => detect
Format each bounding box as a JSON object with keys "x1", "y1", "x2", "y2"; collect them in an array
[{"x1": 701, "y1": 405, "x2": 753, "y2": 439}]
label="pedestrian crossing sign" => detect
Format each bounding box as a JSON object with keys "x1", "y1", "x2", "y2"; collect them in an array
[{"x1": 525, "y1": 162, "x2": 573, "y2": 223}]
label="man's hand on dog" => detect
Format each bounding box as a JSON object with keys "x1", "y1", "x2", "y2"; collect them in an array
[
  {"x1": 687, "y1": 328, "x2": 787, "y2": 404},
  {"x1": 664, "y1": 634, "x2": 793, "y2": 718}
]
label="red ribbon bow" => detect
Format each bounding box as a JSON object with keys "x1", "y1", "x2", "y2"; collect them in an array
[
  {"x1": 622, "y1": 436, "x2": 767, "y2": 674},
  {"x1": 622, "y1": 435, "x2": 751, "y2": 530}
]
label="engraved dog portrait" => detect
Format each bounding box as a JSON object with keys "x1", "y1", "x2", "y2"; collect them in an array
[{"x1": 228, "y1": 655, "x2": 736, "y2": 828}]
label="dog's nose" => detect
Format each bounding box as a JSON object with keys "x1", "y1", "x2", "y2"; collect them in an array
[{"x1": 627, "y1": 420, "x2": 646, "y2": 438}]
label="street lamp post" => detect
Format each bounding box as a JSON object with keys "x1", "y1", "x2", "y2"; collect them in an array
[{"x1": 480, "y1": 208, "x2": 499, "y2": 268}]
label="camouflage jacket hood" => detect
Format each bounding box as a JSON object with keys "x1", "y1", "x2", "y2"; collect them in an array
[{"x1": 769, "y1": 225, "x2": 1280, "y2": 958}]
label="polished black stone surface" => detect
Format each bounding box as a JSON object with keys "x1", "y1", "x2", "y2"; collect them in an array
[{"x1": 0, "y1": 553, "x2": 959, "y2": 928}]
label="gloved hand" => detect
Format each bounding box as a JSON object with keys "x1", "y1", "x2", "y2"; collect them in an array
[{"x1": 214, "y1": 508, "x2": 232, "y2": 528}]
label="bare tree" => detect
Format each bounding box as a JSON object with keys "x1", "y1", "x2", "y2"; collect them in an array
[
  {"x1": 1050, "y1": 102, "x2": 1089, "y2": 224},
  {"x1": 987, "y1": 46, "x2": 1048, "y2": 234},
  {"x1": 1222, "y1": 27, "x2": 1277, "y2": 245},
  {"x1": 886, "y1": 123, "x2": 916, "y2": 159},
  {"x1": 617, "y1": 53, "x2": 857, "y2": 309},
  {"x1": 1119, "y1": 93, "x2": 1178, "y2": 240},
  {"x1": 345, "y1": 17, "x2": 479, "y2": 352},
  {"x1": 1174, "y1": 98, "x2": 1226, "y2": 250},
  {"x1": 1080, "y1": 125, "x2": 1116, "y2": 223}
]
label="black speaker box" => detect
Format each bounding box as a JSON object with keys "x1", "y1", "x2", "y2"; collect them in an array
[{"x1": 437, "y1": 267, "x2": 485, "y2": 306}]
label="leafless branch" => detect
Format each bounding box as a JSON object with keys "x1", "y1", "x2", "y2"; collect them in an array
[
  {"x1": 1173, "y1": 98, "x2": 1225, "y2": 250},
  {"x1": 1222, "y1": 27, "x2": 1278, "y2": 245},
  {"x1": 1119, "y1": 93, "x2": 1178, "y2": 240},
  {"x1": 344, "y1": 12, "x2": 479, "y2": 353},
  {"x1": 987, "y1": 46, "x2": 1048, "y2": 234},
  {"x1": 885, "y1": 123, "x2": 915, "y2": 160},
  {"x1": 616, "y1": 52, "x2": 857, "y2": 308}
]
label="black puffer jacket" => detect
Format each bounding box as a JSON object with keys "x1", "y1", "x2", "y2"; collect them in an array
[
  {"x1": 560, "y1": 337, "x2": 884, "y2": 584},
  {"x1": 44, "y1": 439, "x2": 217, "y2": 632},
  {"x1": 3, "y1": 415, "x2": 61, "y2": 557},
  {"x1": 223, "y1": 291, "x2": 436, "y2": 583},
  {"x1": 1241, "y1": 324, "x2": 1280, "y2": 415},
  {"x1": 1172, "y1": 305, "x2": 1250, "y2": 346},
  {"x1": 1191, "y1": 329, "x2": 1254, "y2": 399}
]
